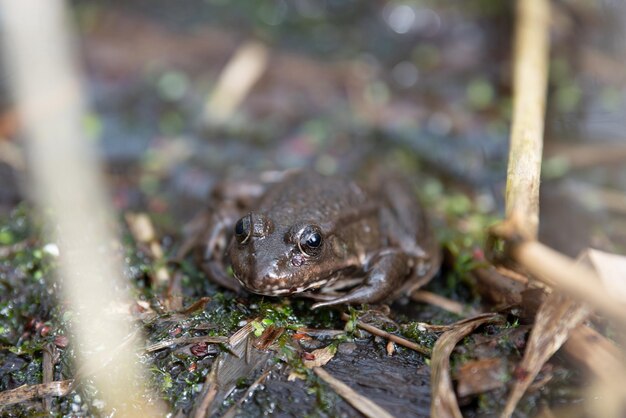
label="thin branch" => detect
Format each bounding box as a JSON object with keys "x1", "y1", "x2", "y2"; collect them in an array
[{"x1": 341, "y1": 313, "x2": 430, "y2": 356}]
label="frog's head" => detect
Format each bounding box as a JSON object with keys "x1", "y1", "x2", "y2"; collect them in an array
[{"x1": 228, "y1": 212, "x2": 347, "y2": 296}]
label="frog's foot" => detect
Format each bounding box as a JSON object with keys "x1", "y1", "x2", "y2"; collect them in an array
[
  {"x1": 297, "y1": 292, "x2": 339, "y2": 302},
  {"x1": 311, "y1": 251, "x2": 410, "y2": 309},
  {"x1": 201, "y1": 260, "x2": 244, "y2": 294}
]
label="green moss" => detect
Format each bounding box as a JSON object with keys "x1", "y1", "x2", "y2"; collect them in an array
[{"x1": 400, "y1": 322, "x2": 438, "y2": 349}]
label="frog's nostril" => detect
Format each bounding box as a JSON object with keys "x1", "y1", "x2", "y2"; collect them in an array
[{"x1": 291, "y1": 254, "x2": 305, "y2": 267}]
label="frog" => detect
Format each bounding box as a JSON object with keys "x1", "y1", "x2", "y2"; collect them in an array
[{"x1": 187, "y1": 170, "x2": 440, "y2": 308}]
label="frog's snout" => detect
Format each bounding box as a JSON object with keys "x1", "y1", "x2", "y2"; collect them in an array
[{"x1": 232, "y1": 253, "x2": 294, "y2": 296}]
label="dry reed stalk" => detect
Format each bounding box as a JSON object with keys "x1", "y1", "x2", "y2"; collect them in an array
[
  {"x1": 494, "y1": 0, "x2": 626, "y2": 416},
  {"x1": 513, "y1": 242, "x2": 626, "y2": 324},
  {"x1": 0, "y1": 1, "x2": 162, "y2": 415},
  {"x1": 505, "y1": 0, "x2": 550, "y2": 239}
]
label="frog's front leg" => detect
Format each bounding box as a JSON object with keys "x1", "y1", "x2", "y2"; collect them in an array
[
  {"x1": 198, "y1": 209, "x2": 243, "y2": 292},
  {"x1": 311, "y1": 250, "x2": 410, "y2": 309}
]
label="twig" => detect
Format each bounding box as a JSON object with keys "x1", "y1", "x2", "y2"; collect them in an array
[
  {"x1": 313, "y1": 367, "x2": 395, "y2": 418},
  {"x1": 0, "y1": 380, "x2": 73, "y2": 406},
  {"x1": 295, "y1": 328, "x2": 345, "y2": 339},
  {"x1": 193, "y1": 367, "x2": 218, "y2": 418},
  {"x1": 41, "y1": 343, "x2": 56, "y2": 410},
  {"x1": 341, "y1": 313, "x2": 430, "y2": 356},
  {"x1": 504, "y1": 0, "x2": 550, "y2": 239}
]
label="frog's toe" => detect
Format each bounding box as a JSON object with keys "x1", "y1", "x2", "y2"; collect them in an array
[
  {"x1": 311, "y1": 299, "x2": 341, "y2": 309},
  {"x1": 310, "y1": 287, "x2": 383, "y2": 309}
]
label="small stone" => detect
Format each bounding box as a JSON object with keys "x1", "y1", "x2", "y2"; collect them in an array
[
  {"x1": 337, "y1": 342, "x2": 357, "y2": 355},
  {"x1": 54, "y1": 335, "x2": 69, "y2": 348},
  {"x1": 190, "y1": 343, "x2": 209, "y2": 357}
]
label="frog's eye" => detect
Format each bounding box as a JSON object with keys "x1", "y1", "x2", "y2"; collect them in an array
[
  {"x1": 298, "y1": 225, "x2": 323, "y2": 257},
  {"x1": 234, "y1": 215, "x2": 252, "y2": 244}
]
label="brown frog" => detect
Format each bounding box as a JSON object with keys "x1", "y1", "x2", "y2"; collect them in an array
[{"x1": 192, "y1": 170, "x2": 440, "y2": 308}]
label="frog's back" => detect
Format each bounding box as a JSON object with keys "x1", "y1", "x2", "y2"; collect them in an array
[{"x1": 256, "y1": 172, "x2": 370, "y2": 225}]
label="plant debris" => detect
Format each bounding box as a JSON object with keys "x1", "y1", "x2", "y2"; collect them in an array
[
  {"x1": 313, "y1": 367, "x2": 394, "y2": 418},
  {"x1": 431, "y1": 313, "x2": 505, "y2": 418}
]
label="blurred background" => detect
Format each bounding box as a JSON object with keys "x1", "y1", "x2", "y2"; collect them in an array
[{"x1": 1, "y1": 0, "x2": 625, "y2": 257}]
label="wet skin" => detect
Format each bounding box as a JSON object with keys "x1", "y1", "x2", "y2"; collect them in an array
[{"x1": 200, "y1": 171, "x2": 440, "y2": 308}]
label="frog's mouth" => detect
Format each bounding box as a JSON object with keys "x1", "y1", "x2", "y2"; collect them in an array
[{"x1": 233, "y1": 270, "x2": 335, "y2": 297}]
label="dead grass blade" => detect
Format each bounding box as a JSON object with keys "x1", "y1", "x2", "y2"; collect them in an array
[
  {"x1": 219, "y1": 368, "x2": 272, "y2": 418},
  {"x1": 179, "y1": 296, "x2": 211, "y2": 315},
  {"x1": 410, "y1": 290, "x2": 472, "y2": 316},
  {"x1": 125, "y1": 212, "x2": 171, "y2": 289},
  {"x1": 205, "y1": 41, "x2": 269, "y2": 125},
  {"x1": 193, "y1": 367, "x2": 218, "y2": 418},
  {"x1": 145, "y1": 335, "x2": 229, "y2": 352},
  {"x1": 253, "y1": 326, "x2": 284, "y2": 351},
  {"x1": 0, "y1": 380, "x2": 73, "y2": 406},
  {"x1": 313, "y1": 367, "x2": 395, "y2": 418},
  {"x1": 341, "y1": 313, "x2": 430, "y2": 356},
  {"x1": 303, "y1": 345, "x2": 337, "y2": 369},
  {"x1": 501, "y1": 292, "x2": 589, "y2": 417},
  {"x1": 431, "y1": 313, "x2": 504, "y2": 418},
  {"x1": 455, "y1": 358, "x2": 506, "y2": 398},
  {"x1": 191, "y1": 322, "x2": 273, "y2": 418}
]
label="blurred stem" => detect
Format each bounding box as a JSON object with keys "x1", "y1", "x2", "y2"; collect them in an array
[{"x1": 0, "y1": 0, "x2": 162, "y2": 415}]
